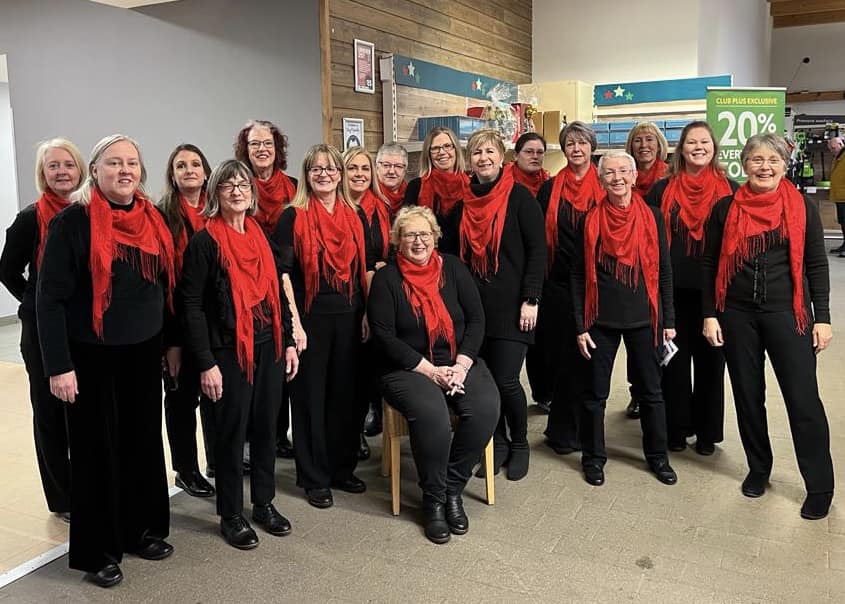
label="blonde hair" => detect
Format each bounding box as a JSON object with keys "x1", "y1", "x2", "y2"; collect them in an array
[
  {"x1": 34, "y1": 138, "x2": 86, "y2": 194},
  {"x1": 341, "y1": 146, "x2": 385, "y2": 205},
  {"x1": 73, "y1": 134, "x2": 148, "y2": 205},
  {"x1": 419, "y1": 127, "x2": 465, "y2": 177},
  {"x1": 625, "y1": 122, "x2": 668, "y2": 165},
  {"x1": 466, "y1": 128, "x2": 506, "y2": 158},
  {"x1": 290, "y1": 144, "x2": 355, "y2": 210},
  {"x1": 390, "y1": 205, "x2": 442, "y2": 247}
]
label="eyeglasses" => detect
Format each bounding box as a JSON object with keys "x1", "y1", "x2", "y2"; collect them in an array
[
  {"x1": 430, "y1": 143, "x2": 455, "y2": 155},
  {"x1": 308, "y1": 166, "x2": 340, "y2": 176},
  {"x1": 401, "y1": 231, "x2": 433, "y2": 243},
  {"x1": 218, "y1": 182, "x2": 251, "y2": 193},
  {"x1": 377, "y1": 162, "x2": 407, "y2": 171},
  {"x1": 519, "y1": 149, "x2": 546, "y2": 156},
  {"x1": 746, "y1": 157, "x2": 783, "y2": 168},
  {"x1": 247, "y1": 140, "x2": 275, "y2": 150},
  {"x1": 602, "y1": 168, "x2": 633, "y2": 179}
]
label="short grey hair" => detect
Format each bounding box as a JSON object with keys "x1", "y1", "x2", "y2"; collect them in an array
[
  {"x1": 390, "y1": 205, "x2": 442, "y2": 247},
  {"x1": 598, "y1": 150, "x2": 637, "y2": 175},
  {"x1": 376, "y1": 142, "x2": 408, "y2": 164},
  {"x1": 203, "y1": 159, "x2": 258, "y2": 218},
  {"x1": 559, "y1": 121, "x2": 597, "y2": 152},
  {"x1": 740, "y1": 133, "x2": 790, "y2": 166}
]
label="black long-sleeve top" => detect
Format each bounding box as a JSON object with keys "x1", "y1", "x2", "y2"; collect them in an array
[
  {"x1": 536, "y1": 179, "x2": 587, "y2": 289},
  {"x1": 272, "y1": 205, "x2": 376, "y2": 316},
  {"x1": 178, "y1": 228, "x2": 294, "y2": 372},
  {"x1": 368, "y1": 253, "x2": 485, "y2": 370},
  {"x1": 571, "y1": 204, "x2": 674, "y2": 334},
  {"x1": 700, "y1": 195, "x2": 830, "y2": 323},
  {"x1": 0, "y1": 204, "x2": 39, "y2": 321},
  {"x1": 404, "y1": 177, "x2": 463, "y2": 256},
  {"x1": 645, "y1": 177, "x2": 739, "y2": 291},
  {"x1": 463, "y1": 174, "x2": 547, "y2": 344},
  {"x1": 36, "y1": 201, "x2": 176, "y2": 376}
]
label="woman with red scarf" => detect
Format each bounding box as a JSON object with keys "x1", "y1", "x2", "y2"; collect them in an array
[
  {"x1": 157, "y1": 143, "x2": 216, "y2": 498},
  {"x1": 535, "y1": 122, "x2": 604, "y2": 456},
  {"x1": 461, "y1": 129, "x2": 546, "y2": 481},
  {"x1": 36, "y1": 135, "x2": 177, "y2": 587},
  {"x1": 181, "y1": 159, "x2": 298, "y2": 550},
  {"x1": 702, "y1": 134, "x2": 833, "y2": 520},
  {"x1": 645, "y1": 122, "x2": 738, "y2": 455},
  {"x1": 369, "y1": 206, "x2": 498, "y2": 544},
  {"x1": 572, "y1": 149, "x2": 676, "y2": 488},
  {"x1": 405, "y1": 126, "x2": 469, "y2": 255},
  {"x1": 274, "y1": 144, "x2": 374, "y2": 509},
  {"x1": 0, "y1": 138, "x2": 84, "y2": 522},
  {"x1": 507, "y1": 132, "x2": 550, "y2": 198}
]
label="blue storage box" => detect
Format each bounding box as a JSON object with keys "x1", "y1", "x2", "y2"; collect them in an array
[
  {"x1": 596, "y1": 132, "x2": 610, "y2": 146},
  {"x1": 609, "y1": 131, "x2": 629, "y2": 146},
  {"x1": 590, "y1": 122, "x2": 610, "y2": 133},
  {"x1": 664, "y1": 119, "x2": 689, "y2": 130},
  {"x1": 608, "y1": 121, "x2": 638, "y2": 132},
  {"x1": 664, "y1": 128, "x2": 683, "y2": 144},
  {"x1": 416, "y1": 116, "x2": 491, "y2": 141}
]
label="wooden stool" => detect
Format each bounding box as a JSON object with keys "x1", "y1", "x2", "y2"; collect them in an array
[{"x1": 380, "y1": 399, "x2": 495, "y2": 516}]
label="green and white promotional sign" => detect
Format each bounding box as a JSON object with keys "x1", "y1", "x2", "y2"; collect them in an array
[{"x1": 706, "y1": 87, "x2": 786, "y2": 183}]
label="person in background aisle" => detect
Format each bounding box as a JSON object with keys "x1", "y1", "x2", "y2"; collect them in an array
[
  {"x1": 572, "y1": 149, "x2": 676, "y2": 488},
  {"x1": 234, "y1": 119, "x2": 298, "y2": 460},
  {"x1": 461, "y1": 129, "x2": 546, "y2": 481},
  {"x1": 369, "y1": 206, "x2": 499, "y2": 544},
  {"x1": 624, "y1": 121, "x2": 670, "y2": 420},
  {"x1": 180, "y1": 159, "x2": 298, "y2": 550},
  {"x1": 405, "y1": 126, "x2": 469, "y2": 255},
  {"x1": 37, "y1": 134, "x2": 176, "y2": 588},
  {"x1": 702, "y1": 133, "x2": 834, "y2": 520},
  {"x1": 158, "y1": 143, "x2": 216, "y2": 498},
  {"x1": 274, "y1": 144, "x2": 374, "y2": 510},
  {"x1": 0, "y1": 138, "x2": 84, "y2": 523},
  {"x1": 538, "y1": 122, "x2": 604, "y2": 456},
  {"x1": 645, "y1": 121, "x2": 738, "y2": 455},
  {"x1": 827, "y1": 136, "x2": 845, "y2": 257}
]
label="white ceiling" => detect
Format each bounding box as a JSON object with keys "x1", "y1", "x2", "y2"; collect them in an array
[{"x1": 87, "y1": 0, "x2": 180, "y2": 8}]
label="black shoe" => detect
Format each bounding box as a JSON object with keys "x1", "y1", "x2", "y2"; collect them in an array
[
  {"x1": 221, "y1": 514, "x2": 259, "y2": 550},
  {"x1": 830, "y1": 244, "x2": 844, "y2": 254},
  {"x1": 507, "y1": 442, "x2": 529, "y2": 481},
  {"x1": 331, "y1": 475, "x2": 367, "y2": 494},
  {"x1": 535, "y1": 400, "x2": 551, "y2": 414},
  {"x1": 251, "y1": 503, "x2": 292, "y2": 536},
  {"x1": 54, "y1": 512, "x2": 71, "y2": 523},
  {"x1": 475, "y1": 436, "x2": 510, "y2": 478},
  {"x1": 626, "y1": 399, "x2": 640, "y2": 419},
  {"x1": 84, "y1": 563, "x2": 123, "y2": 588},
  {"x1": 306, "y1": 488, "x2": 334, "y2": 509},
  {"x1": 741, "y1": 472, "x2": 768, "y2": 498},
  {"x1": 583, "y1": 464, "x2": 605, "y2": 486},
  {"x1": 668, "y1": 439, "x2": 687, "y2": 452},
  {"x1": 422, "y1": 500, "x2": 450, "y2": 544},
  {"x1": 800, "y1": 492, "x2": 833, "y2": 520},
  {"x1": 358, "y1": 433, "x2": 371, "y2": 461},
  {"x1": 694, "y1": 441, "x2": 716, "y2": 456},
  {"x1": 363, "y1": 405, "x2": 383, "y2": 437},
  {"x1": 649, "y1": 459, "x2": 678, "y2": 485},
  {"x1": 275, "y1": 436, "x2": 295, "y2": 459},
  {"x1": 205, "y1": 465, "x2": 215, "y2": 479},
  {"x1": 838, "y1": 250, "x2": 845, "y2": 258},
  {"x1": 176, "y1": 470, "x2": 215, "y2": 498},
  {"x1": 545, "y1": 439, "x2": 580, "y2": 455},
  {"x1": 131, "y1": 536, "x2": 174, "y2": 560},
  {"x1": 445, "y1": 494, "x2": 468, "y2": 535}
]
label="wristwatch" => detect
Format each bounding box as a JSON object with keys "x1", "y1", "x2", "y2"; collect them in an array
[{"x1": 523, "y1": 297, "x2": 540, "y2": 306}]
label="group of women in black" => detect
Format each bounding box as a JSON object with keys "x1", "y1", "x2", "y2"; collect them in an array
[{"x1": 0, "y1": 117, "x2": 835, "y2": 586}]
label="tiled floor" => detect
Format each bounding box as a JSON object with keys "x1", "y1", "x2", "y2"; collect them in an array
[{"x1": 1, "y1": 253, "x2": 844, "y2": 602}]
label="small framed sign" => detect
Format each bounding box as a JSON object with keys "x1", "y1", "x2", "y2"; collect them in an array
[
  {"x1": 342, "y1": 117, "x2": 365, "y2": 151},
  {"x1": 354, "y1": 39, "x2": 375, "y2": 94}
]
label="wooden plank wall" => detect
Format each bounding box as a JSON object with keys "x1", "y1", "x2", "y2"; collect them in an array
[{"x1": 327, "y1": 0, "x2": 533, "y2": 151}]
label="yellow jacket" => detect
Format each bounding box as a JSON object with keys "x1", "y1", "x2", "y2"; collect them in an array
[{"x1": 831, "y1": 151, "x2": 845, "y2": 201}]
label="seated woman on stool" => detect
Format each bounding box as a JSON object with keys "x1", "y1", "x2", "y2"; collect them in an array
[{"x1": 369, "y1": 206, "x2": 500, "y2": 544}]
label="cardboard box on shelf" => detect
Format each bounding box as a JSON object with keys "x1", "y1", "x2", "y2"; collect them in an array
[
  {"x1": 543, "y1": 110, "x2": 561, "y2": 141},
  {"x1": 532, "y1": 111, "x2": 544, "y2": 138}
]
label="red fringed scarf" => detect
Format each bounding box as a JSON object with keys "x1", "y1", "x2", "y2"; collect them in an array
[
  {"x1": 359, "y1": 189, "x2": 390, "y2": 257},
  {"x1": 459, "y1": 168, "x2": 515, "y2": 278},
  {"x1": 35, "y1": 190, "x2": 70, "y2": 268},
  {"x1": 715, "y1": 179, "x2": 808, "y2": 333},
  {"x1": 506, "y1": 161, "x2": 549, "y2": 197},
  {"x1": 635, "y1": 159, "x2": 668, "y2": 197},
  {"x1": 397, "y1": 250, "x2": 456, "y2": 361},
  {"x1": 293, "y1": 197, "x2": 368, "y2": 312},
  {"x1": 583, "y1": 193, "x2": 660, "y2": 342},
  {"x1": 88, "y1": 187, "x2": 176, "y2": 339},
  {"x1": 546, "y1": 163, "x2": 603, "y2": 273},
  {"x1": 380, "y1": 180, "x2": 407, "y2": 216},
  {"x1": 175, "y1": 193, "x2": 207, "y2": 274},
  {"x1": 661, "y1": 169, "x2": 732, "y2": 255},
  {"x1": 205, "y1": 215, "x2": 282, "y2": 382},
  {"x1": 418, "y1": 169, "x2": 468, "y2": 216},
  {"x1": 254, "y1": 169, "x2": 296, "y2": 234}
]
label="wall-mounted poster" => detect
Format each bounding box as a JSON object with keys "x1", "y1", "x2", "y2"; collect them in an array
[
  {"x1": 354, "y1": 39, "x2": 375, "y2": 94},
  {"x1": 343, "y1": 117, "x2": 364, "y2": 151}
]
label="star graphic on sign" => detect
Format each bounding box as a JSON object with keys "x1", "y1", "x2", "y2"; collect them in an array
[
  {"x1": 407, "y1": 61, "x2": 415, "y2": 77},
  {"x1": 625, "y1": 92, "x2": 634, "y2": 101},
  {"x1": 475, "y1": 78, "x2": 484, "y2": 92},
  {"x1": 613, "y1": 86, "x2": 625, "y2": 97},
  {"x1": 604, "y1": 89, "x2": 613, "y2": 99}
]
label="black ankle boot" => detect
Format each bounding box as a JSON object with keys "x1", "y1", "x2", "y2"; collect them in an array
[
  {"x1": 445, "y1": 493, "x2": 468, "y2": 535},
  {"x1": 422, "y1": 498, "x2": 450, "y2": 544},
  {"x1": 507, "y1": 441, "x2": 529, "y2": 481}
]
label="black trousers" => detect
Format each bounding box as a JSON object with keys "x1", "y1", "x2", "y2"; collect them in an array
[
  {"x1": 276, "y1": 391, "x2": 291, "y2": 443},
  {"x1": 720, "y1": 308, "x2": 834, "y2": 494},
  {"x1": 290, "y1": 311, "x2": 362, "y2": 489},
  {"x1": 381, "y1": 360, "x2": 499, "y2": 501},
  {"x1": 662, "y1": 288, "x2": 726, "y2": 445},
  {"x1": 577, "y1": 325, "x2": 668, "y2": 468},
  {"x1": 209, "y1": 340, "x2": 282, "y2": 518},
  {"x1": 20, "y1": 318, "x2": 71, "y2": 513},
  {"x1": 67, "y1": 335, "x2": 169, "y2": 573},
  {"x1": 480, "y1": 337, "x2": 529, "y2": 444},
  {"x1": 164, "y1": 351, "x2": 216, "y2": 474},
  {"x1": 525, "y1": 283, "x2": 557, "y2": 403},
  {"x1": 356, "y1": 339, "x2": 381, "y2": 431}
]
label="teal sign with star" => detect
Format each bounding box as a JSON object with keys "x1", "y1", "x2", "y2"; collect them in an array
[
  {"x1": 594, "y1": 75, "x2": 732, "y2": 106},
  {"x1": 393, "y1": 54, "x2": 517, "y2": 103}
]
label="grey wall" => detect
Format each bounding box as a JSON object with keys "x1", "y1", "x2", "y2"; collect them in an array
[
  {"x1": 0, "y1": 80, "x2": 20, "y2": 316},
  {"x1": 0, "y1": 0, "x2": 321, "y2": 207}
]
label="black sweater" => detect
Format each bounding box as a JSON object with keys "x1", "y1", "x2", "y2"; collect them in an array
[
  {"x1": 0, "y1": 204, "x2": 39, "y2": 321},
  {"x1": 462, "y1": 174, "x2": 547, "y2": 343},
  {"x1": 404, "y1": 177, "x2": 463, "y2": 256},
  {"x1": 701, "y1": 195, "x2": 830, "y2": 323},
  {"x1": 572, "y1": 204, "x2": 675, "y2": 334},
  {"x1": 36, "y1": 202, "x2": 175, "y2": 376},
  {"x1": 536, "y1": 179, "x2": 588, "y2": 289},
  {"x1": 273, "y1": 205, "x2": 376, "y2": 316},
  {"x1": 645, "y1": 177, "x2": 739, "y2": 291},
  {"x1": 368, "y1": 254, "x2": 485, "y2": 370},
  {"x1": 179, "y1": 228, "x2": 294, "y2": 373}
]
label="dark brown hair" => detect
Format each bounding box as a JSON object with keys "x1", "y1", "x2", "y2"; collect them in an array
[{"x1": 233, "y1": 119, "x2": 289, "y2": 173}]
